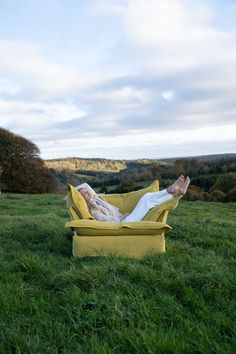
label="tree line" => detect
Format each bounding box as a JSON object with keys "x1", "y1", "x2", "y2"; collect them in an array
[
  {"x1": 1, "y1": 127, "x2": 235, "y2": 201},
  {"x1": 45, "y1": 157, "x2": 126, "y2": 172},
  {"x1": 50, "y1": 154, "x2": 236, "y2": 202}
]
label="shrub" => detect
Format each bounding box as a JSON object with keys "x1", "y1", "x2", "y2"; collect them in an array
[
  {"x1": 200, "y1": 192, "x2": 211, "y2": 201},
  {"x1": 225, "y1": 187, "x2": 236, "y2": 202},
  {"x1": 185, "y1": 185, "x2": 203, "y2": 201},
  {"x1": 209, "y1": 189, "x2": 226, "y2": 202},
  {"x1": 191, "y1": 175, "x2": 218, "y2": 192},
  {"x1": 110, "y1": 179, "x2": 136, "y2": 193},
  {"x1": 210, "y1": 173, "x2": 236, "y2": 193}
]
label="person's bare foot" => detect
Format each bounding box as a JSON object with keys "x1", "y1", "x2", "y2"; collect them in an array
[
  {"x1": 166, "y1": 175, "x2": 185, "y2": 195},
  {"x1": 180, "y1": 176, "x2": 190, "y2": 194},
  {"x1": 173, "y1": 177, "x2": 190, "y2": 197},
  {"x1": 167, "y1": 176, "x2": 190, "y2": 196}
]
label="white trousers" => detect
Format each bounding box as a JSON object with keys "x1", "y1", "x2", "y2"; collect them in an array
[{"x1": 122, "y1": 189, "x2": 173, "y2": 222}]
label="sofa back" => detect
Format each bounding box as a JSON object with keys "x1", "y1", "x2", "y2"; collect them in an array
[{"x1": 101, "y1": 180, "x2": 159, "y2": 213}]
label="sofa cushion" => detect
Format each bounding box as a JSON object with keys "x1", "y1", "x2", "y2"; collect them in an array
[
  {"x1": 67, "y1": 184, "x2": 95, "y2": 220},
  {"x1": 65, "y1": 219, "x2": 171, "y2": 236}
]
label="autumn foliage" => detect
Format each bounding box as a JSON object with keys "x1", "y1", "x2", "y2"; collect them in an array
[{"x1": 0, "y1": 128, "x2": 58, "y2": 193}]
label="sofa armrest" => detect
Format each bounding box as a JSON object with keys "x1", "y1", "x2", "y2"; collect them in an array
[
  {"x1": 143, "y1": 195, "x2": 183, "y2": 222},
  {"x1": 65, "y1": 219, "x2": 105, "y2": 229}
]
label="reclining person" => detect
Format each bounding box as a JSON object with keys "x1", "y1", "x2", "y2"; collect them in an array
[{"x1": 75, "y1": 175, "x2": 190, "y2": 223}]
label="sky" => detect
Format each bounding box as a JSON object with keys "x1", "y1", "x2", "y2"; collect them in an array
[{"x1": 0, "y1": 0, "x2": 236, "y2": 160}]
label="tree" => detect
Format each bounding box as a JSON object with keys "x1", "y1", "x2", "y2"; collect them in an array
[
  {"x1": 209, "y1": 189, "x2": 226, "y2": 202},
  {"x1": 225, "y1": 188, "x2": 236, "y2": 202},
  {"x1": 111, "y1": 179, "x2": 136, "y2": 193},
  {"x1": 175, "y1": 158, "x2": 199, "y2": 177},
  {"x1": 210, "y1": 173, "x2": 236, "y2": 194},
  {"x1": 150, "y1": 162, "x2": 161, "y2": 179},
  {"x1": 99, "y1": 185, "x2": 108, "y2": 193},
  {"x1": 0, "y1": 127, "x2": 59, "y2": 193},
  {"x1": 174, "y1": 159, "x2": 188, "y2": 175}
]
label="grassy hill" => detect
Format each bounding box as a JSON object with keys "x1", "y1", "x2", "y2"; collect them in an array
[
  {"x1": 0, "y1": 193, "x2": 235, "y2": 353},
  {"x1": 45, "y1": 153, "x2": 236, "y2": 171}
]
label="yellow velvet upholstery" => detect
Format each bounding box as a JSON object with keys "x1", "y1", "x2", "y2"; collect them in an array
[
  {"x1": 65, "y1": 219, "x2": 171, "y2": 236},
  {"x1": 65, "y1": 180, "x2": 182, "y2": 258},
  {"x1": 143, "y1": 195, "x2": 183, "y2": 222},
  {"x1": 72, "y1": 235, "x2": 166, "y2": 258},
  {"x1": 101, "y1": 180, "x2": 159, "y2": 213},
  {"x1": 67, "y1": 184, "x2": 94, "y2": 220}
]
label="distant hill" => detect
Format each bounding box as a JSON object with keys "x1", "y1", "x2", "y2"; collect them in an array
[
  {"x1": 158, "y1": 153, "x2": 236, "y2": 164},
  {"x1": 45, "y1": 153, "x2": 236, "y2": 200},
  {"x1": 45, "y1": 157, "x2": 127, "y2": 172},
  {"x1": 45, "y1": 153, "x2": 236, "y2": 172},
  {"x1": 45, "y1": 157, "x2": 165, "y2": 172}
]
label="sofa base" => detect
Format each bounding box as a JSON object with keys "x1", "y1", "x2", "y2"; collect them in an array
[{"x1": 72, "y1": 234, "x2": 165, "y2": 258}]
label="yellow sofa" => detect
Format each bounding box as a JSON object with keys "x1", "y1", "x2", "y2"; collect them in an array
[{"x1": 65, "y1": 180, "x2": 183, "y2": 258}]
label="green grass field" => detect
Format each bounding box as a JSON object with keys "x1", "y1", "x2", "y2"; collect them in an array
[{"x1": 0, "y1": 193, "x2": 235, "y2": 353}]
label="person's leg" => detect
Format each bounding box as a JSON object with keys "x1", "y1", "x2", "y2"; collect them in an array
[
  {"x1": 147, "y1": 188, "x2": 170, "y2": 198},
  {"x1": 122, "y1": 176, "x2": 190, "y2": 222},
  {"x1": 122, "y1": 192, "x2": 174, "y2": 222}
]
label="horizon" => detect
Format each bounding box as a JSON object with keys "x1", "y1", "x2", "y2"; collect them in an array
[
  {"x1": 44, "y1": 152, "x2": 236, "y2": 162},
  {"x1": 1, "y1": 0, "x2": 236, "y2": 159}
]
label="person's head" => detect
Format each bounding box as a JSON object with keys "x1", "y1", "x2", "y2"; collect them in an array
[
  {"x1": 78, "y1": 187, "x2": 94, "y2": 203},
  {"x1": 76, "y1": 183, "x2": 96, "y2": 203}
]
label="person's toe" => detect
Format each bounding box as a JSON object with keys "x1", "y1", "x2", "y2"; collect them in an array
[{"x1": 181, "y1": 176, "x2": 190, "y2": 194}]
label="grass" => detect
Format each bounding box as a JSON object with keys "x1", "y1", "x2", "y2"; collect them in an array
[{"x1": 0, "y1": 193, "x2": 235, "y2": 353}]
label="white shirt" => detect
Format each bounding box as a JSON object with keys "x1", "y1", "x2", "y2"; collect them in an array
[{"x1": 89, "y1": 195, "x2": 122, "y2": 222}]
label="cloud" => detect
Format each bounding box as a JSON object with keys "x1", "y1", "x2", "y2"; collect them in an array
[
  {"x1": 39, "y1": 122, "x2": 236, "y2": 159},
  {"x1": 123, "y1": 0, "x2": 235, "y2": 74},
  {"x1": 0, "y1": 39, "x2": 98, "y2": 100},
  {"x1": 0, "y1": 77, "x2": 22, "y2": 96},
  {"x1": 162, "y1": 91, "x2": 174, "y2": 101},
  {"x1": 0, "y1": 0, "x2": 236, "y2": 159},
  {"x1": 89, "y1": 86, "x2": 151, "y2": 110},
  {"x1": 0, "y1": 98, "x2": 87, "y2": 139}
]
